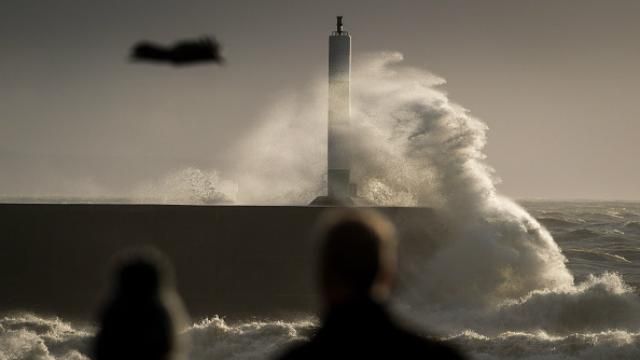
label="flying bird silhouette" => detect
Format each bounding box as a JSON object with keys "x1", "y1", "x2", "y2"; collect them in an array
[{"x1": 131, "y1": 36, "x2": 224, "y2": 66}]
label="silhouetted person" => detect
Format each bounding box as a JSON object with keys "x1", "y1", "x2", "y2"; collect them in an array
[
  {"x1": 131, "y1": 36, "x2": 224, "y2": 66},
  {"x1": 277, "y1": 210, "x2": 466, "y2": 359},
  {"x1": 93, "y1": 248, "x2": 189, "y2": 360}
]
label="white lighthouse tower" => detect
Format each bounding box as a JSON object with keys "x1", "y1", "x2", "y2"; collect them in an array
[{"x1": 312, "y1": 16, "x2": 358, "y2": 206}]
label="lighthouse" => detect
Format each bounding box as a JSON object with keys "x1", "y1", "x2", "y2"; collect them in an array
[
  {"x1": 311, "y1": 16, "x2": 357, "y2": 206},
  {"x1": 328, "y1": 15, "x2": 353, "y2": 199}
]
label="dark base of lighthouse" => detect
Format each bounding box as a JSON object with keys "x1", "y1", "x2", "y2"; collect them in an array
[
  {"x1": 314, "y1": 169, "x2": 364, "y2": 206},
  {"x1": 309, "y1": 195, "x2": 373, "y2": 206}
]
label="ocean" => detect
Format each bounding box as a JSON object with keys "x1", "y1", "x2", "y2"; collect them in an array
[{"x1": 1, "y1": 201, "x2": 639, "y2": 360}]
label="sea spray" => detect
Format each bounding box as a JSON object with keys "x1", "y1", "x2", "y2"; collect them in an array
[
  {"x1": 348, "y1": 53, "x2": 574, "y2": 308},
  {"x1": 133, "y1": 167, "x2": 237, "y2": 204},
  {"x1": 226, "y1": 85, "x2": 327, "y2": 205}
]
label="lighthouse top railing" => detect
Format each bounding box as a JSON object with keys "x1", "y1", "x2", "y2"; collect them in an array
[{"x1": 330, "y1": 31, "x2": 350, "y2": 36}]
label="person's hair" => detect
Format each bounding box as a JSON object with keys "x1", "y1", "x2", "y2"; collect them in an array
[
  {"x1": 317, "y1": 209, "x2": 397, "y2": 299},
  {"x1": 113, "y1": 246, "x2": 174, "y2": 299}
]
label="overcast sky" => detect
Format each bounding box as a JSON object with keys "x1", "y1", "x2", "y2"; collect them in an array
[{"x1": 1, "y1": 0, "x2": 639, "y2": 200}]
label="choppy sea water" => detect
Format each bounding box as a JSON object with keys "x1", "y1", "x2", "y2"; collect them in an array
[
  {"x1": 526, "y1": 201, "x2": 640, "y2": 289},
  {"x1": 1, "y1": 201, "x2": 639, "y2": 360},
  {"x1": 447, "y1": 201, "x2": 640, "y2": 359}
]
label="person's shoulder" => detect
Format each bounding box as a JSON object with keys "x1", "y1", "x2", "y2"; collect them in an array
[
  {"x1": 396, "y1": 328, "x2": 466, "y2": 359},
  {"x1": 421, "y1": 340, "x2": 466, "y2": 359},
  {"x1": 275, "y1": 341, "x2": 317, "y2": 360}
]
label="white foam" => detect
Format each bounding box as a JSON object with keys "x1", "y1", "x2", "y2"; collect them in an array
[
  {"x1": 4, "y1": 312, "x2": 639, "y2": 360},
  {"x1": 449, "y1": 329, "x2": 640, "y2": 360},
  {"x1": 187, "y1": 316, "x2": 315, "y2": 359},
  {"x1": 0, "y1": 314, "x2": 92, "y2": 360}
]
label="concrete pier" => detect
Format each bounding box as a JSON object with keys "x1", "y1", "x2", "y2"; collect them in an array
[{"x1": 0, "y1": 204, "x2": 444, "y2": 321}]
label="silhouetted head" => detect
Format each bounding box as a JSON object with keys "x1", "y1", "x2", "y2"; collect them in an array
[
  {"x1": 114, "y1": 247, "x2": 173, "y2": 300},
  {"x1": 316, "y1": 210, "x2": 398, "y2": 307},
  {"x1": 95, "y1": 247, "x2": 189, "y2": 360}
]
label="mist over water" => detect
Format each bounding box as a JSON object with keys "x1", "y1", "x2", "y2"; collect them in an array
[
  {"x1": 130, "y1": 79, "x2": 327, "y2": 205},
  {"x1": 3, "y1": 53, "x2": 640, "y2": 359},
  {"x1": 133, "y1": 168, "x2": 238, "y2": 204}
]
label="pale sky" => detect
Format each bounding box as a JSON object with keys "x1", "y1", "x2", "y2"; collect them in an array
[{"x1": 1, "y1": 0, "x2": 639, "y2": 200}]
